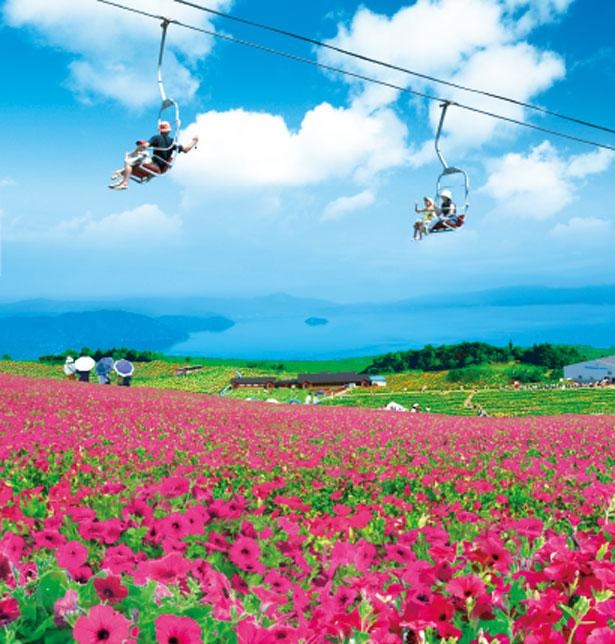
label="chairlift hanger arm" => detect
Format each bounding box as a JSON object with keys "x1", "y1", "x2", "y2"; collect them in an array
[
  {"x1": 158, "y1": 19, "x2": 173, "y2": 104},
  {"x1": 434, "y1": 101, "x2": 452, "y2": 170},
  {"x1": 155, "y1": 19, "x2": 182, "y2": 150}
]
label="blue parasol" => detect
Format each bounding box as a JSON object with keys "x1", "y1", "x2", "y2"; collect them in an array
[
  {"x1": 96, "y1": 357, "x2": 114, "y2": 376},
  {"x1": 114, "y1": 359, "x2": 134, "y2": 377}
]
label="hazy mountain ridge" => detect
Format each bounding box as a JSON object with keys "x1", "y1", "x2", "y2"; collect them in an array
[
  {"x1": 0, "y1": 310, "x2": 234, "y2": 360},
  {"x1": 1, "y1": 285, "x2": 613, "y2": 319}
]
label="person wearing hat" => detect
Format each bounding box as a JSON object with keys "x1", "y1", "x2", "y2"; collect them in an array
[
  {"x1": 413, "y1": 196, "x2": 437, "y2": 241},
  {"x1": 63, "y1": 356, "x2": 77, "y2": 380},
  {"x1": 428, "y1": 189, "x2": 459, "y2": 232},
  {"x1": 109, "y1": 121, "x2": 198, "y2": 190}
]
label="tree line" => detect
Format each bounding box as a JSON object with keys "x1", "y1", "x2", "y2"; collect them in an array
[
  {"x1": 364, "y1": 342, "x2": 586, "y2": 374},
  {"x1": 38, "y1": 347, "x2": 163, "y2": 364}
]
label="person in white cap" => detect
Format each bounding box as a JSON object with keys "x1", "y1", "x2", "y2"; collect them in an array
[
  {"x1": 109, "y1": 121, "x2": 198, "y2": 190},
  {"x1": 63, "y1": 356, "x2": 77, "y2": 380},
  {"x1": 428, "y1": 189, "x2": 458, "y2": 231}
]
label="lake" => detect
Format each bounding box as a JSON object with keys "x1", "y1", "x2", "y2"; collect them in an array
[{"x1": 168, "y1": 304, "x2": 615, "y2": 359}]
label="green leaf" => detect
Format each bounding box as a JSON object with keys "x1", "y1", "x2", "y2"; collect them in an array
[
  {"x1": 25, "y1": 615, "x2": 55, "y2": 640},
  {"x1": 508, "y1": 579, "x2": 528, "y2": 610},
  {"x1": 36, "y1": 571, "x2": 68, "y2": 612},
  {"x1": 44, "y1": 630, "x2": 74, "y2": 644},
  {"x1": 77, "y1": 579, "x2": 99, "y2": 609}
]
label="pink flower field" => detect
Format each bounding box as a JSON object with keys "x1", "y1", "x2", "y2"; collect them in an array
[{"x1": 0, "y1": 373, "x2": 614, "y2": 643}]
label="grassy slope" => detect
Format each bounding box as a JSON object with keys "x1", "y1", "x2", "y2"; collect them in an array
[
  {"x1": 0, "y1": 359, "x2": 612, "y2": 417},
  {"x1": 161, "y1": 355, "x2": 375, "y2": 373}
]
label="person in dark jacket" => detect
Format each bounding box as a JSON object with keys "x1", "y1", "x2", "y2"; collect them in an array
[{"x1": 109, "y1": 121, "x2": 198, "y2": 190}]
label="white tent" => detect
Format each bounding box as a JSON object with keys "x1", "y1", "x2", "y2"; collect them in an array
[{"x1": 384, "y1": 401, "x2": 407, "y2": 412}]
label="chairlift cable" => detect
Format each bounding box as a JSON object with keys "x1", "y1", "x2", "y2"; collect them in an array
[
  {"x1": 96, "y1": 0, "x2": 165, "y2": 21},
  {"x1": 173, "y1": 0, "x2": 615, "y2": 136},
  {"x1": 94, "y1": 0, "x2": 615, "y2": 152}
]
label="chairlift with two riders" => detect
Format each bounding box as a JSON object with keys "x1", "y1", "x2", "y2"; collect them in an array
[
  {"x1": 428, "y1": 101, "x2": 470, "y2": 234},
  {"x1": 128, "y1": 19, "x2": 182, "y2": 185}
]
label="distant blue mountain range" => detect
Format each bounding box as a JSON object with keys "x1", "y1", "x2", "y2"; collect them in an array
[
  {"x1": 0, "y1": 284, "x2": 613, "y2": 360},
  {"x1": 0, "y1": 311, "x2": 234, "y2": 360}
]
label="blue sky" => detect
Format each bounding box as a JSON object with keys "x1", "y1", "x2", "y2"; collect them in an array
[{"x1": 0, "y1": 0, "x2": 613, "y2": 303}]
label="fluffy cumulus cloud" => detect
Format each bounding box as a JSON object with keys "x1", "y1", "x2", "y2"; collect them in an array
[
  {"x1": 5, "y1": 204, "x2": 181, "y2": 245},
  {"x1": 319, "y1": 0, "x2": 569, "y2": 154},
  {"x1": 175, "y1": 103, "x2": 409, "y2": 190},
  {"x1": 430, "y1": 44, "x2": 564, "y2": 152},
  {"x1": 320, "y1": 0, "x2": 507, "y2": 113},
  {"x1": 481, "y1": 142, "x2": 614, "y2": 219},
  {"x1": 3, "y1": 0, "x2": 230, "y2": 107},
  {"x1": 322, "y1": 189, "x2": 376, "y2": 221}
]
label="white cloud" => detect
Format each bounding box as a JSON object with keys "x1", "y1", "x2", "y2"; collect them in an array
[
  {"x1": 3, "y1": 0, "x2": 230, "y2": 107},
  {"x1": 481, "y1": 141, "x2": 615, "y2": 219},
  {"x1": 320, "y1": 0, "x2": 508, "y2": 113},
  {"x1": 566, "y1": 148, "x2": 614, "y2": 178},
  {"x1": 319, "y1": 0, "x2": 569, "y2": 157},
  {"x1": 0, "y1": 177, "x2": 16, "y2": 189},
  {"x1": 503, "y1": 0, "x2": 574, "y2": 35},
  {"x1": 176, "y1": 103, "x2": 409, "y2": 190},
  {"x1": 5, "y1": 204, "x2": 181, "y2": 245},
  {"x1": 549, "y1": 216, "x2": 612, "y2": 240},
  {"x1": 322, "y1": 189, "x2": 376, "y2": 221},
  {"x1": 432, "y1": 44, "x2": 564, "y2": 151}
]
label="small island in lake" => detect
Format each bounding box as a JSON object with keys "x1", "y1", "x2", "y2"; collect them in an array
[{"x1": 305, "y1": 317, "x2": 329, "y2": 327}]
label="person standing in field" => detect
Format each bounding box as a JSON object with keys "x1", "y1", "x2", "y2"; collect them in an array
[{"x1": 63, "y1": 356, "x2": 76, "y2": 380}]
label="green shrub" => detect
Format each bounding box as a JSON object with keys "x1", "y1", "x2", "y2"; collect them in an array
[
  {"x1": 446, "y1": 365, "x2": 493, "y2": 384},
  {"x1": 504, "y1": 364, "x2": 549, "y2": 383}
]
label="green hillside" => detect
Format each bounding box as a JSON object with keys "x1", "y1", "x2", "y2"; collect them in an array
[{"x1": 0, "y1": 356, "x2": 612, "y2": 417}]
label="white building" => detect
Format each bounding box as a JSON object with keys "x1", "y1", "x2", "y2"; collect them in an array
[
  {"x1": 370, "y1": 375, "x2": 387, "y2": 387},
  {"x1": 563, "y1": 356, "x2": 615, "y2": 383}
]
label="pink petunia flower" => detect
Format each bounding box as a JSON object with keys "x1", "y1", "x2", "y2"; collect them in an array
[
  {"x1": 56, "y1": 541, "x2": 89, "y2": 571},
  {"x1": 73, "y1": 605, "x2": 131, "y2": 644},
  {"x1": 204, "y1": 531, "x2": 228, "y2": 553},
  {"x1": 587, "y1": 628, "x2": 615, "y2": 644},
  {"x1": 158, "y1": 476, "x2": 190, "y2": 498},
  {"x1": 160, "y1": 512, "x2": 190, "y2": 541},
  {"x1": 135, "y1": 552, "x2": 191, "y2": 586},
  {"x1": 155, "y1": 614, "x2": 202, "y2": 644},
  {"x1": 229, "y1": 536, "x2": 265, "y2": 574},
  {"x1": 264, "y1": 570, "x2": 292, "y2": 594},
  {"x1": 72, "y1": 565, "x2": 94, "y2": 584},
  {"x1": 121, "y1": 498, "x2": 154, "y2": 526},
  {"x1": 93, "y1": 574, "x2": 129, "y2": 603},
  {"x1": 102, "y1": 544, "x2": 141, "y2": 575},
  {"x1": 54, "y1": 589, "x2": 79, "y2": 627},
  {"x1": 0, "y1": 532, "x2": 24, "y2": 563},
  {"x1": 33, "y1": 529, "x2": 66, "y2": 550},
  {"x1": 0, "y1": 597, "x2": 20, "y2": 626},
  {"x1": 445, "y1": 574, "x2": 486, "y2": 600},
  {"x1": 0, "y1": 554, "x2": 13, "y2": 586}
]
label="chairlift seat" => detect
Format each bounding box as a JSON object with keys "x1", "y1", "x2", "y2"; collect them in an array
[
  {"x1": 429, "y1": 213, "x2": 465, "y2": 233},
  {"x1": 130, "y1": 156, "x2": 173, "y2": 183}
]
